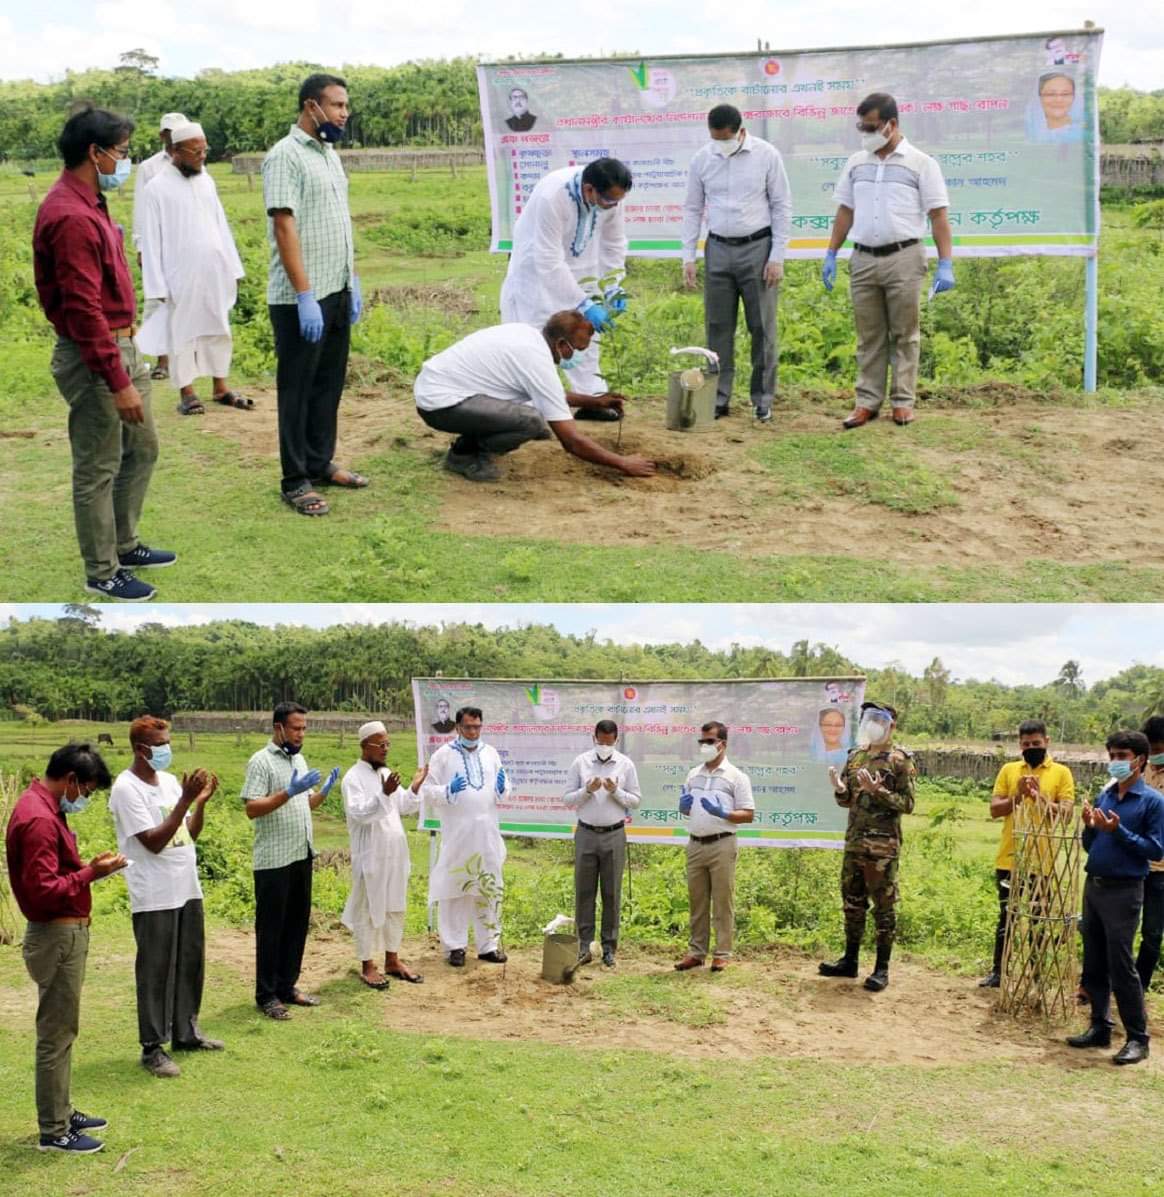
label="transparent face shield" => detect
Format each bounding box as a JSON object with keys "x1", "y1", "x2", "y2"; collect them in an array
[{"x1": 856, "y1": 710, "x2": 892, "y2": 748}]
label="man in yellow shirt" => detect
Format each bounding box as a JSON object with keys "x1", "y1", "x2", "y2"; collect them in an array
[
  {"x1": 1135, "y1": 716, "x2": 1164, "y2": 993},
  {"x1": 980, "y1": 719, "x2": 1075, "y2": 988}
]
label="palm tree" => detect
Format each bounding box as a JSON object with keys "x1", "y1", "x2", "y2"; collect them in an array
[{"x1": 1054, "y1": 660, "x2": 1085, "y2": 697}]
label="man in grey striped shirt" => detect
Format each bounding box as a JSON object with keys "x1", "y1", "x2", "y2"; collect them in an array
[{"x1": 681, "y1": 104, "x2": 792, "y2": 422}]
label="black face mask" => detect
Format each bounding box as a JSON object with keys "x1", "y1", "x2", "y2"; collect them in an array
[{"x1": 1022, "y1": 746, "x2": 1047, "y2": 767}]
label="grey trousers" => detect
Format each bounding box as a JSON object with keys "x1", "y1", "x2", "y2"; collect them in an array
[
  {"x1": 704, "y1": 234, "x2": 778, "y2": 410},
  {"x1": 1081, "y1": 876, "x2": 1148, "y2": 1041},
  {"x1": 574, "y1": 825, "x2": 627, "y2": 952},
  {"x1": 418, "y1": 394, "x2": 552, "y2": 458},
  {"x1": 686, "y1": 834, "x2": 739, "y2": 960},
  {"x1": 51, "y1": 337, "x2": 159, "y2": 582},
  {"x1": 849, "y1": 242, "x2": 927, "y2": 412},
  {"x1": 22, "y1": 922, "x2": 89, "y2": 1138},
  {"x1": 132, "y1": 898, "x2": 206, "y2": 1050}
]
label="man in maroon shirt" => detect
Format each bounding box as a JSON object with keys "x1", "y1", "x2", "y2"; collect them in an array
[
  {"x1": 33, "y1": 105, "x2": 174, "y2": 603},
  {"x1": 6, "y1": 742, "x2": 126, "y2": 1154}
]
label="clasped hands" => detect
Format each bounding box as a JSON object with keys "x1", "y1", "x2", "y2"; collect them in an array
[{"x1": 586, "y1": 776, "x2": 619, "y2": 795}]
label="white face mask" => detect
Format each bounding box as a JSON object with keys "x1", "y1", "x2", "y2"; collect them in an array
[
  {"x1": 711, "y1": 135, "x2": 743, "y2": 158},
  {"x1": 856, "y1": 715, "x2": 891, "y2": 749},
  {"x1": 594, "y1": 743, "x2": 615, "y2": 762},
  {"x1": 860, "y1": 125, "x2": 891, "y2": 153},
  {"x1": 699, "y1": 742, "x2": 720, "y2": 761}
]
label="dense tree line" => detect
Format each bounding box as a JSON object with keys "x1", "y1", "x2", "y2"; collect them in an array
[
  {"x1": 0, "y1": 56, "x2": 1161, "y2": 164},
  {"x1": 0, "y1": 611, "x2": 1160, "y2": 744}
]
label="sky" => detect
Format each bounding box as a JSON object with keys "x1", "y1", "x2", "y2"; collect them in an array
[
  {"x1": 0, "y1": 2, "x2": 1159, "y2": 89},
  {"x1": 3, "y1": 604, "x2": 1161, "y2": 689}
]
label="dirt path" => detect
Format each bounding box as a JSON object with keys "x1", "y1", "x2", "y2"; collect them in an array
[
  {"x1": 210, "y1": 928, "x2": 1123, "y2": 1072},
  {"x1": 209, "y1": 383, "x2": 1164, "y2": 571}
]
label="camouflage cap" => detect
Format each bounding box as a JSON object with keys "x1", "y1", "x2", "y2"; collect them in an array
[{"x1": 860, "y1": 701, "x2": 898, "y2": 722}]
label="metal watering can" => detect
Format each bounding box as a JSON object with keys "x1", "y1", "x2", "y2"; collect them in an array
[{"x1": 666, "y1": 346, "x2": 720, "y2": 432}]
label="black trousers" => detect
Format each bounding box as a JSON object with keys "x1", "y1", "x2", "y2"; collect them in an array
[
  {"x1": 1081, "y1": 875, "x2": 1148, "y2": 1041},
  {"x1": 269, "y1": 290, "x2": 352, "y2": 493},
  {"x1": 1136, "y1": 870, "x2": 1164, "y2": 993},
  {"x1": 132, "y1": 898, "x2": 205, "y2": 1050},
  {"x1": 254, "y1": 856, "x2": 313, "y2": 1006},
  {"x1": 991, "y1": 868, "x2": 1011, "y2": 974},
  {"x1": 418, "y1": 394, "x2": 552, "y2": 458}
]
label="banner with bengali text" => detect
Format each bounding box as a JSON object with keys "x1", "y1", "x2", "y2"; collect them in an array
[
  {"x1": 411, "y1": 676, "x2": 868, "y2": 848},
  {"x1": 477, "y1": 30, "x2": 1101, "y2": 259}
]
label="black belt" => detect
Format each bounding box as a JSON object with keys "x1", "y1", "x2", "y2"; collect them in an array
[
  {"x1": 688, "y1": 831, "x2": 735, "y2": 844},
  {"x1": 578, "y1": 820, "x2": 625, "y2": 834},
  {"x1": 708, "y1": 228, "x2": 771, "y2": 246},
  {"x1": 853, "y1": 239, "x2": 919, "y2": 257},
  {"x1": 1088, "y1": 875, "x2": 1144, "y2": 889}
]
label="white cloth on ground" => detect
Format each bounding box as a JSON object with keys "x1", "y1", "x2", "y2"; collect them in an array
[{"x1": 136, "y1": 167, "x2": 245, "y2": 368}]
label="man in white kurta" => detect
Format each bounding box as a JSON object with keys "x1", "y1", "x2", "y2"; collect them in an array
[
  {"x1": 419, "y1": 706, "x2": 508, "y2": 966},
  {"x1": 137, "y1": 122, "x2": 247, "y2": 413},
  {"x1": 133, "y1": 111, "x2": 186, "y2": 380},
  {"x1": 499, "y1": 158, "x2": 632, "y2": 396},
  {"x1": 341, "y1": 721, "x2": 427, "y2": 987}
]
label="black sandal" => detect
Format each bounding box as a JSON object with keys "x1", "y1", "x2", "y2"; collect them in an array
[
  {"x1": 281, "y1": 483, "x2": 329, "y2": 517},
  {"x1": 176, "y1": 393, "x2": 205, "y2": 416},
  {"x1": 215, "y1": 391, "x2": 255, "y2": 410}
]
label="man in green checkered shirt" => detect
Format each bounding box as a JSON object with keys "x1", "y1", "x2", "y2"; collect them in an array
[
  {"x1": 263, "y1": 72, "x2": 368, "y2": 518},
  {"x1": 241, "y1": 701, "x2": 339, "y2": 1020}
]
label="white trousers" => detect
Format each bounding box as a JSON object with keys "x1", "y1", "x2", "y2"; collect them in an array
[
  {"x1": 350, "y1": 908, "x2": 405, "y2": 960},
  {"x1": 172, "y1": 334, "x2": 233, "y2": 389},
  {"x1": 438, "y1": 894, "x2": 501, "y2": 955}
]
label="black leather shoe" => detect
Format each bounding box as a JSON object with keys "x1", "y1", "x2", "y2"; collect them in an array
[
  {"x1": 714, "y1": 405, "x2": 730, "y2": 419},
  {"x1": 478, "y1": 949, "x2": 508, "y2": 964},
  {"x1": 602, "y1": 949, "x2": 616, "y2": 967},
  {"x1": 575, "y1": 407, "x2": 620, "y2": 422},
  {"x1": 819, "y1": 956, "x2": 859, "y2": 978},
  {"x1": 576, "y1": 949, "x2": 593, "y2": 966},
  {"x1": 448, "y1": 948, "x2": 466, "y2": 967},
  {"x1": 1114, "y1": 1038, "x2": 1149, "y2": 1065},
  {"x1": 978, "y1": 972, "x2": 1000, "y2": 988},
  {"x1": 1066, "y1": 1025, "x2": 1112, "y2": 1049},
  {"x1": 864, "y1": 967, "x2": 889, "y2": 992}
]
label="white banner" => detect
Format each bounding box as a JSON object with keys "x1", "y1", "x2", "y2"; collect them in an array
[
  {"x1": 478, "y1": 30, "x2": 1102, "y2": 259},
  {"x1": 412, "y1": 676, "x2": 868, "y2": 848}
]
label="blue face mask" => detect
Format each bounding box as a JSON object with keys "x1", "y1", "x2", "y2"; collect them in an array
[
  {"x1": 456, "y1": 734, "x2": 479, "y2": 751},
  {"x1": 310, "y1": 101, "x2": 347, "y2": 144},
  {"x1": 60, "y1": 782, "x2": 90, "y2": 815},
  {"x1": 559, "y1": 351, "x2": 579, "y2": 371},
  {"x1": 1108, "y1": 760, "x2": 1135, "y2": 781},
  {"x1": 148, "y1": 744, "x2": 173, "y2": 772},
  {"x1": 96, "y1": 149, "x2": 132, "y2": 191}
]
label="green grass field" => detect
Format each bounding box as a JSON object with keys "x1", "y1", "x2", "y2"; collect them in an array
[
  {"x1": 3, "y1": 721, "x2": 1164, "y2": 1195},
  {"x1": 2, "y1": 166, "x2": 1163, "y2": 603}
]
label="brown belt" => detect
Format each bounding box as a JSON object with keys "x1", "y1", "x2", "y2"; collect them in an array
[
  {"x1": 45, "y1": 916, "x2": 91, "y2": 926},
  {"x1": 108, "y1": 325, "x2": 137, "y2": 339}
]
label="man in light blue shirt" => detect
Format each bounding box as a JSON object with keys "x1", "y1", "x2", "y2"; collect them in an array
[{"x1": 681, "y1": 104, "x2": 791, "y2": 422}]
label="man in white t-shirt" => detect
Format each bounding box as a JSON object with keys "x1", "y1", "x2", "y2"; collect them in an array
[
  {"x1": 108, "y1": 716, "x2": 221, "y2": 1078},
  {"x1": 414, "y1": 310, "x2": 654, "y2": 482},
  {"x1": 675, "y1": 720, "x2": 755, "y2": 972}
]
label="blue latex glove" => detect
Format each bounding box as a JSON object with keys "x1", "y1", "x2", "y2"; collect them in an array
[
  {"x1": 821, "y1": 250, "x2": 837, "y2": 293},
  {"x1": 579, "y1": 299, "x2": 613, "y2": 332},
  {"x1": 700, "y1": 795, "x2": 730, "y2": 820},
  {"x1": 447, "y1": 773, "x2": 468, "y2": 802},
  {"x1": 287, "y1": 767, "x2": 321, "y2": 798},
  {"x1": 495, "y1": 767, "x2": 507, "y2": 796},
  {"x1": 603, "y1": 285, "x2": 627, "y2": 315},
  {"x1": 930, "y1": 258, "x2": 955, "y2": 297},
  {"x1": 319, "y1": 766, "x2": 340, "y2": 799},
  {"x1": 349, "y1": 274, "x2": 362, "y2": 324},
  {"x1": 678, "y1": 786, "x2": 694, "y2": 816},
  {"x1": 296, "y1": 289, "x2": 324, "y2": 343}
]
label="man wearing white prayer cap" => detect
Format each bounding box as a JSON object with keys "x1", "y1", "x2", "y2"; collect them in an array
[
  {"x1": 340, "y1": 721, "x2": 428, "y2": 988},
  {"x1": 133, "y1": 112, "x2": 188, "y2": 380},
  {"x1": 137, "y1": 121, "x2": 248, "y2": 415}
]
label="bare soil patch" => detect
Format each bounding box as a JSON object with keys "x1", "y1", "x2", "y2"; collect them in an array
[
  {"x1": 211, "y1": 928, "x2": 1131, "y2": 1073},
  {"x1": 201, "y1": 384, "x2": 1164, "y2": 569}
]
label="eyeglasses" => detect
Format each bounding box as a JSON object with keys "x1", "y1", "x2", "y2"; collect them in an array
[
  {"x1": 593, "y1": 194, "x2": 621, "y2": 210},
  {"x1": 99, "y1": 145, "x2": 131, "y2": 160}
]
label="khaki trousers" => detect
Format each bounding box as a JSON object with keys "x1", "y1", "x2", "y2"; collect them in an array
[
  {"x1": 50, "y1": 336, "x2": 158, "y2": 581},
  {"x1": 22, "y1": 922, "x2": 90, "y2": 1138},
  {"x1": 849, "y1": 241, "x2": 927, "y2": 412},
  {"x1": 686, "y1": 834, "x2": 739, "y2": 960}
]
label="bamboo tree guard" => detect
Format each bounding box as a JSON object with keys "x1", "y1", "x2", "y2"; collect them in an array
[{"x1": 997, "y1": 794, "x2": 1083, "y2": 1022}]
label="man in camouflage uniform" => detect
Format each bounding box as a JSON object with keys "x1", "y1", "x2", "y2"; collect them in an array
[{"x1": 819, "y1": 701, "x2": 916, "y2": 992}]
